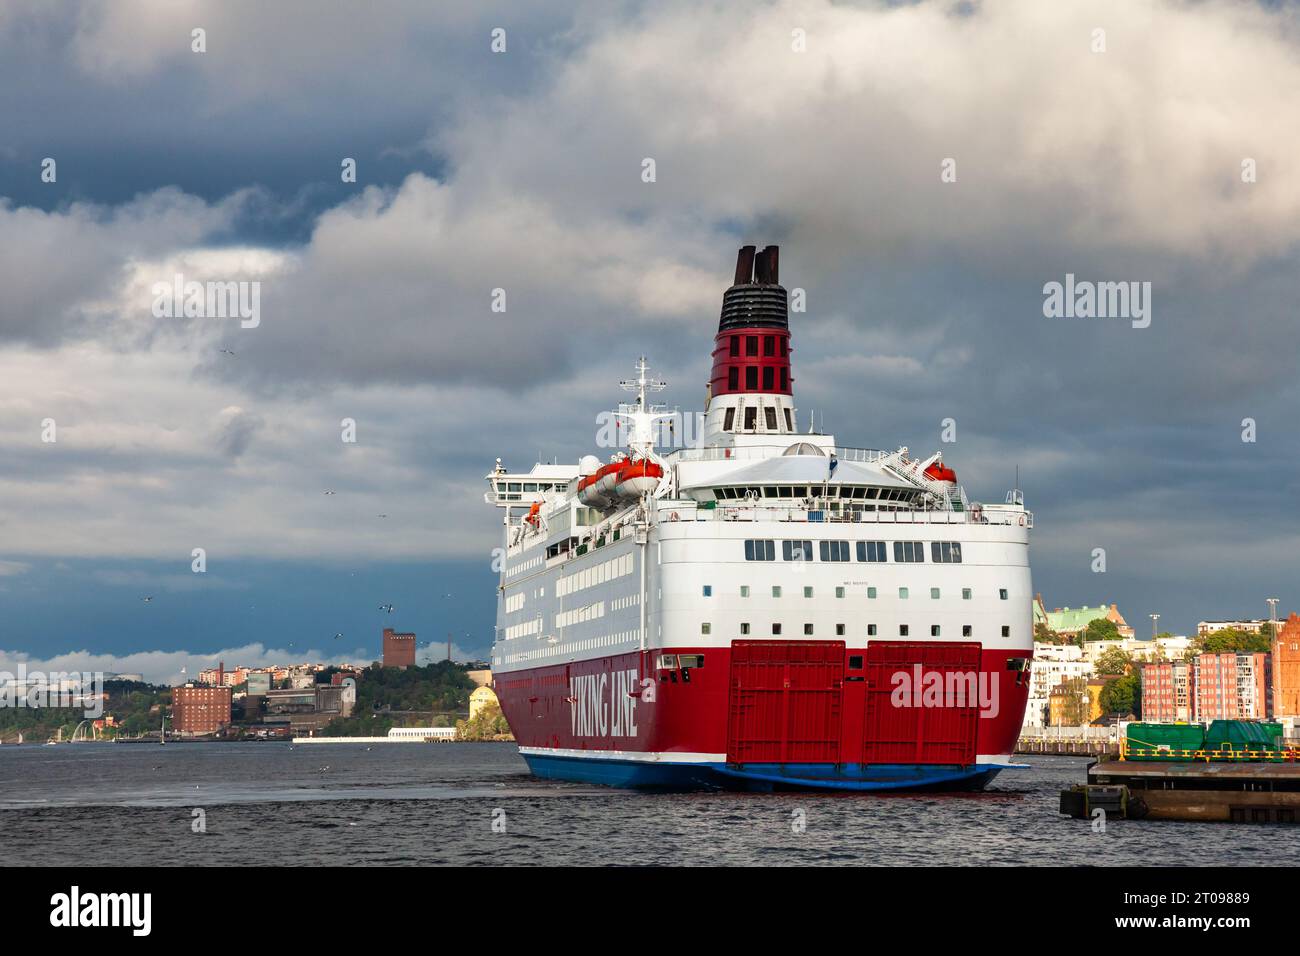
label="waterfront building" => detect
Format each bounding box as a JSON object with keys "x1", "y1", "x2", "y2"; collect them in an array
[
  {"x1": 1273, "y1": 614, "x2": 1300, "y2": 718},
  {"x1": 1193, "y1": 652, "x2": 1271, "y2": 721},
  {"x1": 383, "y1": 627, "x2": 417, "y2": 669},
  {"x1": 469, "y1": 684, "x2": 499, "y2": 720},
  {"x1": 1141, "y1": 659, "x2": 1192, "y2": 722},
  {"x1": 172, "y1": 684, "x2": 232, "y2": 735},
  {"x1": 1024, "y1": 642, "x2": 1092, "y2": 729},
  {"x1": 1197, "y1": 619, "x2": 1273, "y2": 636},
  {"x1": 1082, "y1": 635, "x2": 1189, "y2": 664}
]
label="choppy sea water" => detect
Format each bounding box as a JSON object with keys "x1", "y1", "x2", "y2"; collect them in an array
[{"x1": 0, "y1": 743, "x2": 1285, "y2": 865}]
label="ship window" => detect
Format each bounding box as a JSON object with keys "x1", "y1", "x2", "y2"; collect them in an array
[
  {"x1": 819, "y1": 540, "x2": 849, "y2": 562},
  {"x1": 779, "y1": 337, "x2": 788, "y2": 357},
  {"x1": 764, "y1": 336, "x2": 775, "y2": 356},
  {"x1": 730, "y1": 335, "x2": 740, "y2": 357},
  {"x1": 778, "y1": 485, "x2": 793, "y2": 498},
  {"x1": 765, "y1": 407, "x2": 777, "y2": 430},
  {"x1": 723, "y1": 407, "x2": 735, "y2": 431},
  {"x1": 894, "y1": 541, "x2": 925, "y2": 563},
  {"x1": 740, "y1": 586, "x2": 750, "y2": 597},
  {"x1": 728, "y1": 367, "x2": 739, "y2": 391},
  {"x1": 804, "y1": 623, "x2": 814, "y2": 635},
  {"x1": 804, "y1": 586, "x2": 813, "y2": 598},
  {"x1": 999, "y1": 588, "x2": 1008, "y2": 600},
  {"x1": 962, "y1": 588, "x2": 972, "y2": 600},
  {"x1": 763, "y1": 367, "x2": 774, "y2": 390},
  {"x1": 508, "y1": 483, "x2": 521, "y2": 492},
  {"x1": 784, "y1": 408, "x2": 793, "y2": 430},
  {"x1": 836, "y1": 624, "x2": 846, "y2": 636},
  {"x1": 679, "y1": 655, "x2": 704, "y2": 668},
  {"x1": 764, "y1": 486, "x2": 779, "y2": 497},
  {"x1": 931, "y1": 588, "x2": 940, "y2": 599},
  {"x1": 772, "y1": 586, "x2": 782, "y2": 597},
  {"x1": 772, "y1": 623, "x2": 782, "y2": 635},
  {"x1": 745, "y1": 367, "x2": 758, "y2": 390},
  {"x1": 783, "y1": 540, "x2": 813, "y2": 561},
  {"x1": 867, "y1": 587, "x2": 877, "y2": 599},
  {"x1": 701, "y1": 623, "x2": 711, "y2": 634},
  {"x1": 931, "y1": 625, "x2": 941, "y2": 637},
  {"x1": 931, "y1": 541, "x2": 963, "y2": 563},
  {"x1": 702, "y1": 585, "x2": 712, "y2": 597},
  {"x1": 963, "y1": 625, "x2": 972, "y2": 637},
  {"x1": 746, "y1": 335, "x2": 758, "y2": 356},
  {"x1": 849, "y1": 655, "x2": 863, "y2": 669},
  {"x1": 744, "y1": 539, "x2": 775, "y2": 561},
  {"x1": 857, "y1": 541, "x2": 887, "y2": 562},
  {"x1": 523, "y1": 483, "x2": 537, "y2": 492},
  {"x1": 899, "y1": 625, "x2": 909, "y2": 636},
  {"x1": 866, "y1": 488, "x2": 879, "y2": 500},
  {"x1": 1001, "y1": 626, "x2": 1011, "y2": 637},
  {"x1": 740, "y1": 623, "x2": 750, "y2": 635},
  {"x1": 899, "y1": 587, "x2": 909, "y2": 599},
  {"x1": 868, "y1": 624, "x2": 877, "y2": 636},
  {"x1": 744, "y1": 406, "x2": 757, "y2": 429},
  {"x1": 780, "y1": 368, "x2": 789, "y2": 391},
  {"x1": 835, "y1": 586, "x2": 845, "y2": 598}
]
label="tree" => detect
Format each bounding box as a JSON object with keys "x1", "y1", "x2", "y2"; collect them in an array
[
  {"x1": 1054, "y1": 678, "x2": 1090, "y2": 725},
  {"x1": 1189, "y1": 627, "x2": 1270, "y2": 657},
  {"x1": 1099, "y1": 672, "x2": 1140, "y2": 716},
  {"x1": 1094, "y1": 646, "x2": 1132, "y2": 676},
  {"x1": 1083, "y1": 617, "x2": 1122, "y2": 643},
  {"x1": 1034, "y1": 621, "x2": 1064, "y2": 645}
]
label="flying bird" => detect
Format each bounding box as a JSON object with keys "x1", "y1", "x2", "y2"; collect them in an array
[
  {"x1": 377, "y1": 513, "x2": 388, "y2": 518},
  {"x1": 141, "y1": 596, "x2": 153, "y2": 603},
  {"x1": 378, "y1": 604, "x2": 394, "y2": 614},
  {"x1": 323, "y1": 490, "x2": 336, "y2": 496},
  {"x1": 333, "y1": 633, "x2": 343, "y2": 641},
  {"x1": 219, "y1": 348, "x2": 236, "y2": 356}
]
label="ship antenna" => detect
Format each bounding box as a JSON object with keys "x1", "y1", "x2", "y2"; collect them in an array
[{"x1": 616, "y1": 356, "x2": 672, "y2": 460}]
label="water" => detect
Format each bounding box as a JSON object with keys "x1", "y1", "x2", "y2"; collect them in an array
[{"x1": 0, "y1": 743, "x2": 1285, "y2": 865}]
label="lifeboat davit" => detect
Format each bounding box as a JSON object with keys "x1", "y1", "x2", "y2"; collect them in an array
[
  {"x1": 924, "y1": 462, "x2": 957, "y2": 484},
  {"x1": 614, "y1": 459, "x2": 663, "y2": 498}
]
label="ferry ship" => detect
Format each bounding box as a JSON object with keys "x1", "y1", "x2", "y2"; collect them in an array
[{"x1": 484, "y1": 245, "x2": 1033, "y2": 790}]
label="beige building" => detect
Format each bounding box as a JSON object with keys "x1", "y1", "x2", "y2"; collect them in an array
[{"x1": 469, "y1": 684, "x2": 499, "y2": 720}]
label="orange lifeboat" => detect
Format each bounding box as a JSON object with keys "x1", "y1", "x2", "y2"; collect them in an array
[
  {"x1": 924, "y1": 462, "x2": 957, "y2": 483},
  {"x1": 577, "y1": 470, "x2": 612, "y2": 508},
  {"x1": 614, "y1": 459, "x2": 663, "y2": 497}
]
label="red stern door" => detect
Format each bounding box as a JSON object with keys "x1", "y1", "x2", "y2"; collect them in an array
[
  {"x1": 727, "y1": 640, "x2": 845, "y2": 764},
  {"x1": 863, "y1": 642, "x2": 981, "y2": 765}
]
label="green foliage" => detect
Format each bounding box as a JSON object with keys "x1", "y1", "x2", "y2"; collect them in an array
[
  {"x1": 1034, "y1": 621, "x2": 1065, "y2": 644},
  {"x1": 1054, "y1": 677, "x2": 1089, "y2": 725},
  {"x1": 1083, "y1": 618, "x2": 1122, "y2": 643},
  {"x1": 1189, "y1": 628, "x2": 1271, "y2": 656},
  {"x1": 1099, "y1": 672, "x2": 1141, "y2": 716},
  {"x1": 0, "y1": 680, "x2": 167, "y2": 742},
  {"x1": 456, "y1": 702, "x2": 512, "y2": 741},
  {"x1": 1094, "y1": 646, "x2": 1132, "y2": 676},
  {"x1": 319, "y1": 662, "x2": 477, "y2": 736}
]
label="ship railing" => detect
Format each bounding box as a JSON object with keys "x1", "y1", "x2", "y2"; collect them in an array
[
  {"x1": 669, "y1": 444, "x2": 888, "y2": 463},
  {"x1": 695, "y1": 506, "x2": 1032, "y2": 526}
]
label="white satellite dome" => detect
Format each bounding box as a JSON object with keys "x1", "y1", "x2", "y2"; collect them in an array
[{"x1": 578, "y1": 455, "x2": 601, "y2": 476}]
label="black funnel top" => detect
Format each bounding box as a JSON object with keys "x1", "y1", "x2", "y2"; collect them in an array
[{"x1": 719, "y1": 244, "x2": 787, "y2": 332}]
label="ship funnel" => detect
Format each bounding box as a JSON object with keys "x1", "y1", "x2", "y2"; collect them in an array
[{"x1": 733, "y1": 245, "x2": 756, "y2": 286}]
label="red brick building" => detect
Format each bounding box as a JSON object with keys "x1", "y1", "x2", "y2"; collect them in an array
[
  {"x1": 1141, "y1": 660, "x2": 1192, "y2": 722},
  {"x1": 172, "y1": 684, "x2": 232, "y2": 735},
  {"x1": 383, "y1": 628, "x2": 416, "y2": 669},
  {"x1": 1273, "y1": 613, "x2": 1300, "y2": 718}
]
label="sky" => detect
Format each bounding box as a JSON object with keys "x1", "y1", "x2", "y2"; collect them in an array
[{"x1": 2, "y1": 0, "x2": 1299, "y2": 684}]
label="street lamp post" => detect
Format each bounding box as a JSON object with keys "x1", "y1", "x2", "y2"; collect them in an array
[{"x1": 1150, "y1": 613, "x2": 1160, "y2": 641}]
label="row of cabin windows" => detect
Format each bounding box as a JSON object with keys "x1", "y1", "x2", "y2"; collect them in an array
[
  {"x1": 720, "y1": 485, "x2": 919, "y2": 502},
  {"x1": 713, "y1": 584, "x2": 1009, "y2": 601},
  {"x1": 726, "y1": 365, "x2": 790, "y2": 392},
  {"x1": 707, "y1": 622, "x2": 1013, "y2": 638},
  {"x1": 722, "y1": 406, "x2": 794, "y2": 432},
  {"x1": 499, "y1": 480, "x2": 566, "y2": 493},
  {"x1": 744, "y1": 539, "x2": 962, "y2": 563},
  {"x1": 729, "y1": 334, "x2": 788, "y2": 358}
]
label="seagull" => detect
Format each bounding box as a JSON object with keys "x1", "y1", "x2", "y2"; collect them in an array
[
  {"x1": 323, "y1": 490, "x2": 336, "y2": 496},
  {"x1": 219, "y1": 348, "x2": 236, "y2": 356},
  {"x1": 141, "y1": 596, "x2": 153, "y2": 603},
  {"x1": 377, "y1": 513, "x2": 388, "y2": 519},
  {"x1": 378, "y1": 604, "x2": 394, "y2": 614},
  {"x1": 333, "y1": 633, "x2": 343, "y2": 640}
]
